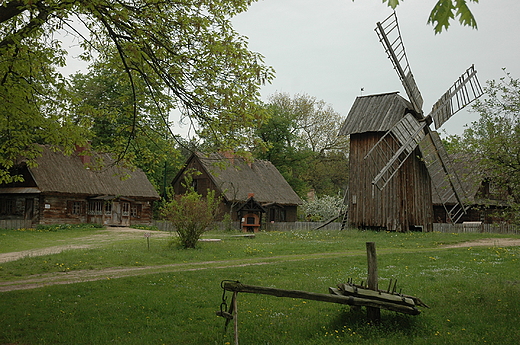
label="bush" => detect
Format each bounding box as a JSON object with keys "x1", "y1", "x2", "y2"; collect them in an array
[
  {"x1": 161, "y1": 173, "x2": 220, "y2": 248},
  {"x1": 35, "y1": 223, "x2": 104, "y2": 231}
]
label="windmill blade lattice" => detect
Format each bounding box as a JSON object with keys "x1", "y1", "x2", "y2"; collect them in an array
[
  {"x1": 364, "y1": 113, "x2": 427, "y2": 191},
  {"x1": 429, "y1": 65, "x2": 484, "y2": 129},
  {"x1": 375, "y1": 12, "x2": 424, "y2": 114},
  {"x1": 419, "y1": 131, "x2": 468, "y2": 223}
]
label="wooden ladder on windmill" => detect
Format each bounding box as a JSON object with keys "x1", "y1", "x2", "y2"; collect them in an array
[
  {"x1": 363, "y1": 11, "x2": 484, "y2": 225},
  {"x1": 314, "y1": 187, "x2": 349, "y2": 230}
]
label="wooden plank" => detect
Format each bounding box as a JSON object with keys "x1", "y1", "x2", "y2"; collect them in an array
[
  {"x1": 222, "y1": 282, "x2": 420, "y2": 315},
  {"x1": 338, "y1": 284, "x2": 415, "y2": 307}
]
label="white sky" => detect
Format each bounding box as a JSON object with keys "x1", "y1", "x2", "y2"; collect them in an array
[
  {"x1": 232, "y1": 0, "x2": 520, "y2": 136},
  {"x1": 62, "y1": 1, "x2": 520, "y2": 138}
]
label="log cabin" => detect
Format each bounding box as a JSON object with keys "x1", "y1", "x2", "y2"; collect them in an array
[
  {"x1": 171, "y1": 152, "x2": 302, "y2": 231},
  {"x1": 432, "y1": 154, "x2": 510, "y2": 224},
  {"x1": 0, "y1": 145, "x2": 160, "y2": 227}
]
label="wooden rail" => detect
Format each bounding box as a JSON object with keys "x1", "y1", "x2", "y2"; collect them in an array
[{"x1": 222, "y1": 281, "x2": 420, "y2": 315}]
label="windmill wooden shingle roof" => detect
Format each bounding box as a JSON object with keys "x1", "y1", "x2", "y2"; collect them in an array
[{"x1": 339, "y1": 92, "x2": 414, "y2": 135}]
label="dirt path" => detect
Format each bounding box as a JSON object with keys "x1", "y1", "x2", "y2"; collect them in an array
[
  {"x1": 1, "y1": 232, "x2": 519, "y2": 293},
  {"x1": 0, "y1": 227, "x2": 170, "y2": 264},
  {"x1": 442, "y1": 237, "x2": 520, "y2": 248}
]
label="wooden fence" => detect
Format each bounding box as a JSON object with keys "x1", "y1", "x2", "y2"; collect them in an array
[
  {"x1": 2, "y1": 218, "x2": 517, "y2": 235},
  {"x1": 153, "y1": 220, "x2": 519, "y2": 234},
  {"x1": 433, "y1": 222, "x2": 520, "y2": 235},
  {"x1": 0, "y1": 219, "x2": 33, "y2": 230},
  {"x1": 152, "y1": 220, "x2": 342, "y2": 232}
]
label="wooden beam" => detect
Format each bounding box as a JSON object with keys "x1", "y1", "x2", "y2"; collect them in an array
[{"x1": 222, "y1": 282, "x2": 420, "y2": 315}]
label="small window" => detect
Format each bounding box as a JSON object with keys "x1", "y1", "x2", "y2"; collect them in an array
[
  {"x1": 104, "y1": 202, "x2": 112, "y2": 215},
  {"x1": 122, "y1": 202, "x2": 130, "y2": 216},
  {"x1": 131, "y1": 204, "x2": 142, "y2": 218},
  {"x1": 0, "y1": 199, "x2": 14, "y2": 215},
  {"x1": 68, "y1": 201, "x2": 84, "y2": 216},
  {"x1": 88, "y1": 201, "x2": 103, "y2": 215}
]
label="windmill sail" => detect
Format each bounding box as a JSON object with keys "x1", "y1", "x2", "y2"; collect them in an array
[
  {"x1": 429, "y1": 65, "x2": 484, "y2": 129},
  {"x1": 375, "y1": 12, "x2": 424, "y2": 114},
  {"x1": 365, "y1": 113, "x2": 427, "y2": 191},
  {"x1": 418, "y1": 131, "x2": 468, "y2": 223}
]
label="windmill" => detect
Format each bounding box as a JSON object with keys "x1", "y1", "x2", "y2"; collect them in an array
[{"x1": 338, "y1": 12, "x2": 483, "y2": 231}]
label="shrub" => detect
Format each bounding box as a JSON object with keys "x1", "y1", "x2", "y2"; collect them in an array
[{"x1": 161, "y1": 173, "x2": 220, "y2": 248}]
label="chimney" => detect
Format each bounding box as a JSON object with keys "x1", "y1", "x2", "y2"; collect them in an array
[
  {"x1": 220, "y1": 150, "x2": 235, "y2": 164},
  {"x1": 247, "y1": 193, "x2": 254, "y2": 200},
  {"x1": 75, "y1": 143, "x2": 91, "y2": 165}
]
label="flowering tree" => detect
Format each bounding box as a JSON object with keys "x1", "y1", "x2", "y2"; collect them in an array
[{"x1": 301, "y1": 194, "x2": 344, "y2": 222}]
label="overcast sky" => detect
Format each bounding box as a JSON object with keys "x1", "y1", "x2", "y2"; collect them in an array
[
  {"x1": 62, "y1": 1, "x2": 520, "y2": 137},
  {"x1": 231, "y1": 0, "x2": 520, "y2": 136}
]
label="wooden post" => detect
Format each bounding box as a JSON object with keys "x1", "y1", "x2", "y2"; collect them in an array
[
  {"x1": 366, "y1": 242, "x2": 381, "y2": 321},
  {"x1": 232, "y1": 291, "x2": 239, "y2": 345}
]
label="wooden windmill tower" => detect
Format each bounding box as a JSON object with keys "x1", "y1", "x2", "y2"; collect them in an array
[{"x1": 339, "y1": 12, "x2": 483, "y2": 232}]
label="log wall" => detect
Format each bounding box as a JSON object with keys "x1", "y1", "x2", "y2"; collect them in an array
[{"x1": 348, "y1": 132, "x2": 433, "y2": 232}]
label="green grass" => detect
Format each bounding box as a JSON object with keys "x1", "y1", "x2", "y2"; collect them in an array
[
  {"x1": 1, "y1": 227, "x2": 520, "y2": 344},
  {"x1": 0, "y1": 224, "x2": 105, "y2": 253}
]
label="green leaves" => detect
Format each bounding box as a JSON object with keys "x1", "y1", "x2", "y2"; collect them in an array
[
  {"x1": 453, "y1": 71, "x2": 520, "y2": 223},
  {"x1": 427, "y1": 0, "x2": 478, "y2": 33},
  {"x1": 1, "y1": 0, "x2": 273, "y2": 182},
  {"x1": 381, "y1": 0, "x2": 479, "y2": 34}
]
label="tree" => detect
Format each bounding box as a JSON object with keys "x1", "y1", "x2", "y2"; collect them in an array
[
  {"x1": 254, "y1": 93, "x2": 349, "y2": 198},
  {"x1": 0, "y1": 0, "x2": 273, "y2": 183},
  {"x1": 300, "y1": 194, "x2": 344, "y2": 221},
  {"x1": 68, "y1": 56, "x2": 186, "y2": 190},
  {"x1": 383, "y1": 0, "x2": 480, "y2": 33},
  {"x1": 161, "y1": 171, "x2": 220, "y2": 249},
  {"x1": 454, "y1": 71, "x2": 520, "y2": 221}
]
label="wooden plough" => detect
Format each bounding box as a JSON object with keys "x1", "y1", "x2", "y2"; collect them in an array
[{"x1": 216, "y1": 242, "x2": 427, "y2": 344}]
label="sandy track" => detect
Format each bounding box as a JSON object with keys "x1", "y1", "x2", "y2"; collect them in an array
[{"x1": 0, "y1": 227, "x2": 170, "y2": 264}]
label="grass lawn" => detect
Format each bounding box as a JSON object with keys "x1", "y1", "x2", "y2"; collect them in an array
[{"x1": 1, "y1": 227, "x2": 520, "y2": 344}]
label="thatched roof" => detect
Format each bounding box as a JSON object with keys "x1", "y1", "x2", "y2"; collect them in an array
[
  {"x1": 182, "y1": 152, "x2": 302, "y2": 206},
  {"x1": 431, "y1": 153, "x2": 483, "y2": 205},
  {"x1": 10, "y1": 145, "x2": 159, "y2": 199},
  {"x1": 339, "y1": 92, "x2": 414, "y2": 135}
]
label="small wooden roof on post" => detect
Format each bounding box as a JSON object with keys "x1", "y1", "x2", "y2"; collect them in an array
[{"x1": 237, "y1": 194, "x2": 266, "y2": 214}]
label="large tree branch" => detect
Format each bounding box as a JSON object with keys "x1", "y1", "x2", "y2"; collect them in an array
[
  {"x1": 0, "y1": 3, "x2": 51, "y2": 50},
  {"x1": 0, "y1": 0, "x2": 26, "y2": 24}
]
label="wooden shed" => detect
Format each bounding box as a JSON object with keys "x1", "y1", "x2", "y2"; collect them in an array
[
  {"x1": 339, "y1": 92, "x2": 433, "y2": 232},
  {"x1": 432, "y1": 154, "x2": 510, "y2": 224},
  {"x1": 171, "y1": 152, "x2": 303, "y2": 227},
  {"x1": 0, "y1": 145, "x2": 160, "y2": 227}
]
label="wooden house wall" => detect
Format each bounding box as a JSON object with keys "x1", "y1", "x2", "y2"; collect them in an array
[
  {"x1": 0, "y1": 193, "x2": 155, "y2": 227},
  {"x1": 39, "y1": 195, "x2": 88, "y2": 225},
  {"x1": 348, "y1": 132, "x2": 433, "y2": 232}
]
